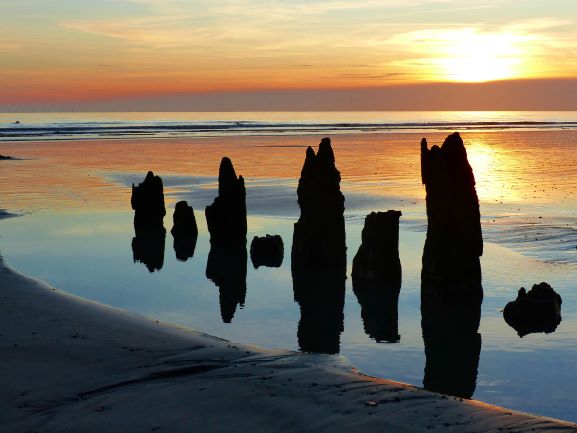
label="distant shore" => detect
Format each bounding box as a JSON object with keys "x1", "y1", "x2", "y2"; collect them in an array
[{"x1": 1, "y1": 255, "x2": 576, "y2": 432}]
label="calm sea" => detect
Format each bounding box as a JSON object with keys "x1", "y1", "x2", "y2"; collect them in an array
[
  {"x1": 2, "y1": 111, "x2": 577, "y2": 141},
  {"x1": 1, "y1": 111, "x2": 577, "y2": 422}
]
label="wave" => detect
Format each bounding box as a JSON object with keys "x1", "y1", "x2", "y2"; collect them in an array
[{"x1": 2, "y1": 119, "x2": 577, "y2": 141}]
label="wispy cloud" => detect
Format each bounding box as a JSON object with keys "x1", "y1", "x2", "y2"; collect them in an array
[
  {"x1": 0, "y1": 41, "x2": 21, "y2": 52},
  {"x1": 4, "y1": 0, "x2": 577, "y2": 103}
]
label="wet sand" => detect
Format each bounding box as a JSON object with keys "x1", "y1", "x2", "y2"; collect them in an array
[{"x1": 1, "y1": 255, "x2": 576, "y2": 433}]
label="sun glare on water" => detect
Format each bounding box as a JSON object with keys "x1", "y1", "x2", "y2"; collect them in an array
[{"x1": 436, "y1": 30, "x2": 529, "y2": 82}]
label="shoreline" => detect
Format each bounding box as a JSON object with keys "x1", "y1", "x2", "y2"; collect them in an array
[
  {"x1": 1, "y1": 127, "x2": 576, "y2": 145},
  {"x1": 1, "y1": 257, "x2": 576, "y2": 432}
]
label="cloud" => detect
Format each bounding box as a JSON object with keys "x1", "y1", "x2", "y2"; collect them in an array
[
  {"x1": 0, "y1": 42, "x2": 21, "y2": 52},
  {"x1": 507, "y1": 18, "x2": 574, "y2": 32},
  {"x1": 58, "y1": 5, "x2": 577, "y2": 84}
]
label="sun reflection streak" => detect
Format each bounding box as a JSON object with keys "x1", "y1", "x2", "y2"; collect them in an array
[{"x1": 466, "y1": 139, "x2": 524, "y2": 204}]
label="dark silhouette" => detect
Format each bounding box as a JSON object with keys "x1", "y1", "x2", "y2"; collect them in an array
[
  {"x1": 206, "y1": 243, "x2": 247, "y2": 323},
  {"x1": 0, "y1": 155, "x2": 16, "y2": 160},
  {"x1": 131, "y1": 171, "x2": 166, "y2": 272},
  {"x1": 352, "y1": 210, "x2": 402, "y2": 285},
  {"x1": 293, "y1": 270, "x2": 346, "y2": 354},
  {"x1": 131, "y1": 229, "x2": 166, "y2": 272},
  {"x1": 420, "y1": 133, "x2": 483, "y2": 398},
  {"x1": 131, "y1": 171, "x2": 166, "y2": 230},
  {"x1": 205, "y1": 157, "x2": 247, "y2": 244},
  {"x1": 504, "y1": 282, "x2": 562, "y2": 337},
  {"x1": 421, "y1": 294, "x2": 482, "y2": 399},
  {"x1": 171, "y1": 201, "x2": 198, "y2": 262},
  {"x1": 421, "y1": 132, "x2": 483, "y2": 300},
  {"x1": 291, "y1": 137, "x2": 347, "y2": 354},
  {"x1": 353, "y1": 280, "x2": 400, "y2": 343},
  {"x1": 352, "y1": 211, "x2": 402, "y2": 343},
  {"x1": 250, "y1": 234, "x2": 284, "y2": 268},
  {"x1": 291, "y1": 138, "x2": 346, "y2": 274},
  {"x1": 205, "y1": 157, "x2": 248, "y2": 323}
]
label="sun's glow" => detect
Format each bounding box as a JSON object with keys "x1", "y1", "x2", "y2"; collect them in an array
[{"x1": 435, "y1": 30, "x2": 529, "y2": 82}]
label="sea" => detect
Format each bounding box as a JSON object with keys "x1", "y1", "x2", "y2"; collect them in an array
[{"x1": 1, "y1": 111, "x2": 577, "y2": 422}]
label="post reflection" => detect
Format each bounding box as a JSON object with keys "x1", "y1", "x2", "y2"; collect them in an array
[
  {"x1": 292, "y1": 269, "x2": 346, "y2": 355},
  {"x1": 206, "y1": 243, "x2": 247, "y2": 324},
  {"x1": 421, "y1": 292, "x2": 482, "y2": 399},
  {"x1": 172, "y1": 234, "x2": 197, "y2": 262},
  {"x1": 353, "y1": 279, "x2": 401, "y2": 343},
  {"x1": 131, "y1": 227, "x2": 166, "y2": 272}
]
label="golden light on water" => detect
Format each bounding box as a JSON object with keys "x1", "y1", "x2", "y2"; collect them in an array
[{"x1": 466, "y1": 139, "x2": 524, "y2": 203}]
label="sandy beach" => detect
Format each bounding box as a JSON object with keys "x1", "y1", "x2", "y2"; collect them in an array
[
  {"x1": 4, "y1": 0, "x2": 577, "y2": 428},
  {"x1": 1, "y1": 252, "x2": 576, "y2": 433},
  {"x1": 3, "y1": 126, "x2": 577, "y2": 423}
]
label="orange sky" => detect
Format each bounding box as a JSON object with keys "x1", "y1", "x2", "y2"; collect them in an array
[{"x1": 2, "y1": 0, "x2": 577, "y2": 110}]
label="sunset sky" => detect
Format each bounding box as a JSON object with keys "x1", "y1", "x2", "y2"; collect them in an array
[{"x1": 2, "y1": 0, "x2": 577, "y2": 110}]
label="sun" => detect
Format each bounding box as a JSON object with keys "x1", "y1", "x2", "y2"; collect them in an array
[{"x1": 436, "y1": 29, "x2": 528, "y2": 82}]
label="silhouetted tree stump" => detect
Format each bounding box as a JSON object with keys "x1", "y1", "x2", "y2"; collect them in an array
[
  {"x1": 171, "y1": 201, "x2": 198, "y2": 262},
  {"x1": 131, "y1": 171, "x2": 166, "y2": 231},
  {"x1": 250, "y1": 234, "x2": 284, "y2": 268},
  {"x1": 292, "y1": 137, "x2": 346, "y2": 274},
  {"x1": 504, "y1": 282, "x2": 562, "y2": 337},
  {"x1": 352, "y1": 210, "x2": 402, "y2": 285},
  {"x1": 205, "y1": 157, "x2": 246, "y2": 244},
  {"x1": 421, "y1": 132, "x2": 483, "y2": 300}
]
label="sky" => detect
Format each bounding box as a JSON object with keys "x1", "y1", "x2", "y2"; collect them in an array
[{"x1": 1, "y1": 0, "x2": 577, "y2": 111}]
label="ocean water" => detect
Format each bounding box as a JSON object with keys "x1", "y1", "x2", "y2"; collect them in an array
[
  {"x1": 2, "y1": 111, "x2": 577, "y2": 141},
  {"x1": 1, "y1": 111, "x2": 577, "y2": 422}
]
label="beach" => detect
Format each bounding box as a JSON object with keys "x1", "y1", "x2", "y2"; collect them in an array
[
  {"x1": 4, "y1": 0, "x2": 577, "y2": 427},
  {"x1": 2, "y1": 112, "x2": 577, "y2": 425},
  {"x1": 2, "y1": 253, "x2": 577, "y2": 432}
]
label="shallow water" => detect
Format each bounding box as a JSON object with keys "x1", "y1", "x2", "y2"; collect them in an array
[{"x1": 2, "y1": 125, "x2": 577, "y2": 422}]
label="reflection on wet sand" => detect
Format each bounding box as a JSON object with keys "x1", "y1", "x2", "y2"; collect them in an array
[
  {"x1": 173, "y1": 234, "x2": 197, "y2": 262},
  {"x1": 293, "y1": 270, "x2": 346, "y2": 354},
  {"x1": 421, "y1": 293, "x2": 482, "y2": 399},
  {"x1": 132, "y1": 228, "x2": 166, "y2": 272},
  {"x1": 206, "y1": 243, "x2": 247, "y2": 323},
  {"x1": 5, "y1": 127, "x2": 577, "y2": 423},
  {"x1": 353, "y1": 280, "x2": 401, "y2": 343}
]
